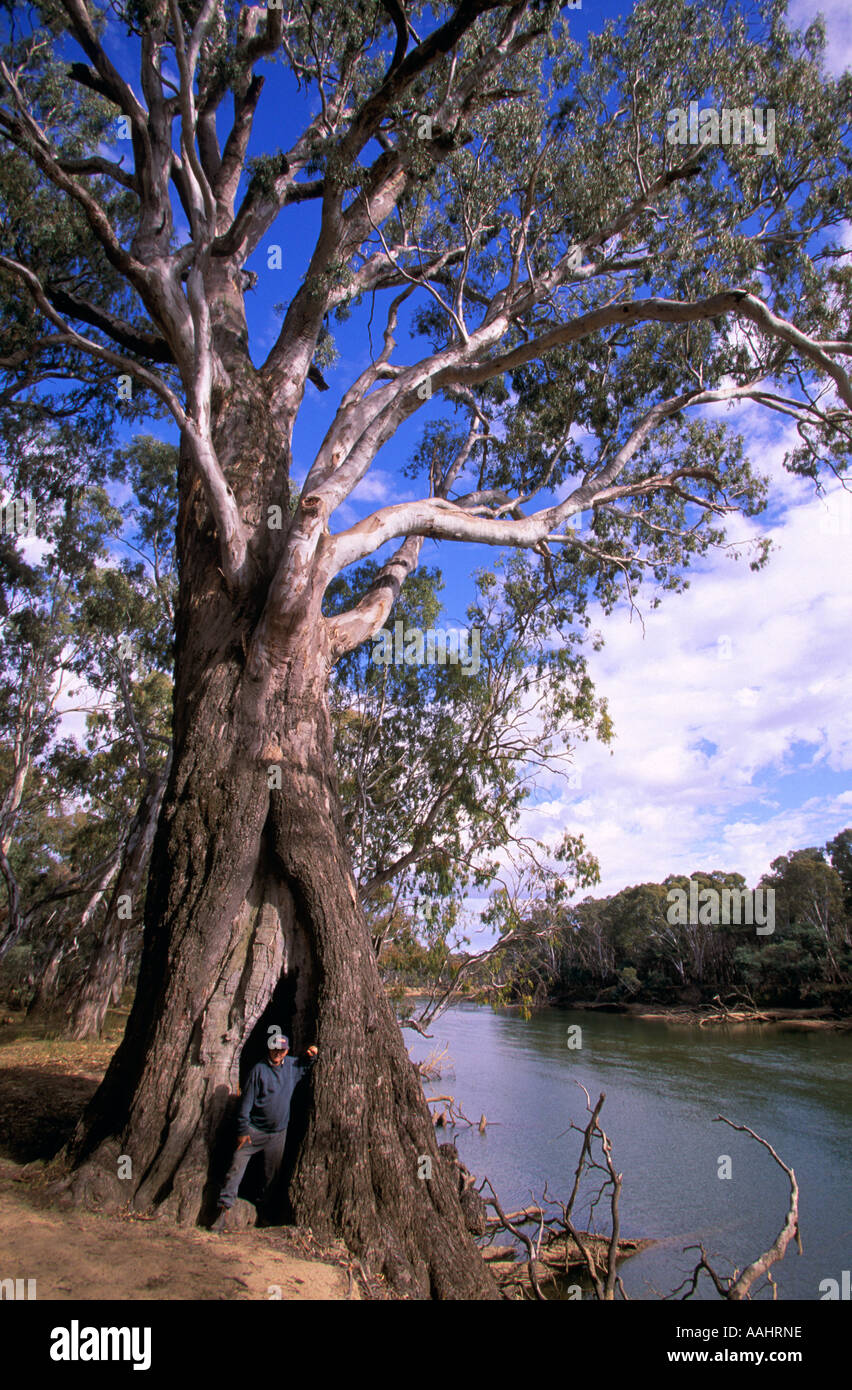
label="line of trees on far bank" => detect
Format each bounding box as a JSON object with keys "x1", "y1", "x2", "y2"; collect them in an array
[{"x1": 382, "y1": 833, "x2": 852, "y2": 1019}]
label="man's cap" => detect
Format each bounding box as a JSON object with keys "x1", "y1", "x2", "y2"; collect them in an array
[{"x1": 268, "y1": 1034, "x2": 289, "y2": 1051}]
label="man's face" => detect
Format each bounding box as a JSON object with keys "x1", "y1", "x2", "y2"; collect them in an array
[{"x1": 268, "y1": 1046, "x2": 289, "y2": 1066}]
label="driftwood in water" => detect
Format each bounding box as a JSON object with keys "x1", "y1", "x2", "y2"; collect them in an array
[
  {"x1": 493, "y1": 1231, "x2": 652, "y2": 1294},
  {"x1": 478, "y1": 1086, "x2": 636, "y2": 1301},
  {"x1": 673, "y1": 1116, "x2": 801, "y2": 1301},
  {"x1": 479, "y1": 1096, "x2": 801, "y2": 1302}
]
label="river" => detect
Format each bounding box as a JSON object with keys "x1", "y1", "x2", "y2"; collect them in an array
[{"x1": 405, "y1": 1003, "x2": 852, "y2": 1300}]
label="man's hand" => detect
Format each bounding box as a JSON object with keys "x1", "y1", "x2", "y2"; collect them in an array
[
  {"x1": 305, "y1": 1045, "x2": 318, "y2": 1057},
  {"x1": 236, "y1": 1133, "x2": 252, "y2": 1149}
]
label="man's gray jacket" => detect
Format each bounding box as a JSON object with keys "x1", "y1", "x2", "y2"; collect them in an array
[{"x1": 236, "y1": 1054, "x2": 315, "y2": 1135}]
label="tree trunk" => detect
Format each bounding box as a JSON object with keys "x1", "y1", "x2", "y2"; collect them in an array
[
  {"x1": 65, "y1": 763, "x2": 169, "y2": 1040},
  {"x1": 0, "y1": 749, "x2": 31, "y2": 958},
  {"x1": 24, "y1": 850, "x2": 120, "y2": 1023},
  {"x1": 270, "y1": 701, "x2": 497, "y2": 1297},
  {"x1": 62, "y1": 379, "x2": 498, "y2": 1299},
  {"x1": 26, "y1": 935, "x2": 69, "y2": 1019}
]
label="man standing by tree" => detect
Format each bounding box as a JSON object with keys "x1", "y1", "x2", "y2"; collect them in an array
[{"x1": 211, "y1": 1035, "x2": 318, "y2": 1232}]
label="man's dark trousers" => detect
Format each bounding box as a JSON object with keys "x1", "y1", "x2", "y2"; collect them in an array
[{"x1": 219, "y1": 1125, "x2": 287, "y2": 1212}]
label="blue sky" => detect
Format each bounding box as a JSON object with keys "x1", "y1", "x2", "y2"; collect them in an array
[
  {"x1": 242, "y1": 0, "x2": 852, "y2": 898},
  {"x1": 513, "y1": 0, "x2": 852, "y2": 897},
  {"x1": 52, "y1": 0, "x2": 852, "y2": 906}
]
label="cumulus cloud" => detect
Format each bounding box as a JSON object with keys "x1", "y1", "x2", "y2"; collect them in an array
[
  {"x1": 519, "y1": 461, "x2": 852, "y2": 896},
  {"x1": 330, "y1": 468, "x2": 418, "y2": 531}
]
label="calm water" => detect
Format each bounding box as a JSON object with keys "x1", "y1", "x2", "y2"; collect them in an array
[{"x1": 406, "y1": 1004, "x2": 852, "y2": 1300}]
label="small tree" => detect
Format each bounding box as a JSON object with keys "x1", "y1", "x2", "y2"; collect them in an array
[{"x1": 329, "y1": 548, "x2": 607, "y2": 971}]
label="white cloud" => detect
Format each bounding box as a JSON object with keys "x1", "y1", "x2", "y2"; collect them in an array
[
  {"x1": 787, "y1": 0, "x2": 852, "y2": 75},
  {"x1": 348, "y1": 469, "x2": 408, "y2": 504},
  {"x1": 329, "y1": 468, "x2": 418, "y2": 531},
  {"x1": 517, "y1": 469, "x2": 852, "y2": 897}
]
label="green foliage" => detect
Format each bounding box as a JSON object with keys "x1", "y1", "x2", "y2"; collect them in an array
[
  {"x1": 0, "y1": 431, "x2": 175, "y2": 968},
  {"x1": 1, "y1": 0, "x2": 849, "y2": 1034},
  {"x1": 466, "y1": 835, "x2": 852, "y2": 1013},
  {"x1": 326, "y1": 548, "x2": 605, "y2": 973}
]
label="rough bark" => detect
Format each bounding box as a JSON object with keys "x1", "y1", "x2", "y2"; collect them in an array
[
  {"x1": 65, "y1": 762, "x2": 169, "y2": 1040},
  {"x1": 62, "y1": 380, "x2": 498, "y2": 1299}
]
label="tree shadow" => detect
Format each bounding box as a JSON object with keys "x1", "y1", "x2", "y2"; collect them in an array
[{"x1": 0, "y1": 1064, "x2": 99, "y2": 1162}]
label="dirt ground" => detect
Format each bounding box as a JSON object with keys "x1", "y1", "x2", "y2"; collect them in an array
[
  {"x1": 0, "y1": 1013, "x2": 364, "y2": 1301},
  {"x1": 0, "y1": 1159, "x2": 358, "y2": 1300}
]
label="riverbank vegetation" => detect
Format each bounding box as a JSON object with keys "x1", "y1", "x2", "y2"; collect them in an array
[{"x1": 382, "y1": 831, "x2": 852, "y2": 1023}]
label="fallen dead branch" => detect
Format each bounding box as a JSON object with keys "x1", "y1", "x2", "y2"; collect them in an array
[
  {"x1": 479, "y1": 1086, "x2": 644, "y2": 1300},
  {"x1": 671, "y1": 1116, "x2": 802, "y2": 1301},
  {"x1": 425, "y1": 1075, "x2": 801, "y2": 1303},
  {"x1": 415, "y1": 1043, "x2": 451, "y2": 1080},
  {"x1": 425, "y1": 1094, "x2": 499, "y2": 1128}
]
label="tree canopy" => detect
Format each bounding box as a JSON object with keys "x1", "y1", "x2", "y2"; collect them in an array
[{"x1": 0, "y1": 0, "x2": 849, "y2": 634}]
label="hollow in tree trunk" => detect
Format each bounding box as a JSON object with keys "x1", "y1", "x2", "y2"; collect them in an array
[{"x1": 63, "y1": 393, "x2": 497, "y2": 1300}]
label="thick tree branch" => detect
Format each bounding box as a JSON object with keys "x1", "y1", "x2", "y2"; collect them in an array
[
  {"x1": 715, "y1": 1116, "x2": 801, "y2": 1300},
  {"x1": 0, "y1": 255, "x2": 186, "y2": 419},
  {"x1": 44, "y1": 285, "x2": 175, "y2": 364},
  {"x1": 327, "y1": 534, "x2": 424, "y2": 659},
  {"x1": 0, "y1": 254, "x2": 246, "y2": 588}
]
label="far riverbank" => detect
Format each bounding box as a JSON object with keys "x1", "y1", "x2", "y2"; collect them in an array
[{"x1": 397, "y1": 987, "x2": 852, "y2": 1031}]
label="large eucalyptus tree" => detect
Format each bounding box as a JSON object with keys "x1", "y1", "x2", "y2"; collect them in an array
[{"x1": 1, "y1": 0, "x2": 850, "y2": 1297}]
